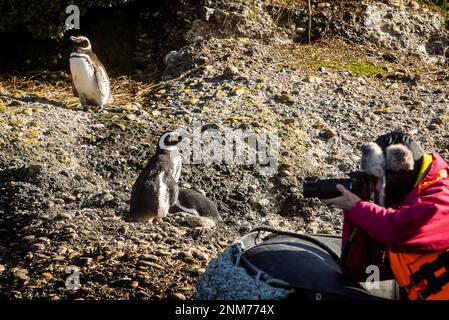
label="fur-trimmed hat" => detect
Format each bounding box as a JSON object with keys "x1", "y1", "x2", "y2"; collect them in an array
[{"x1": 360, "y1": 131, "x2": 423, "y2": 206}]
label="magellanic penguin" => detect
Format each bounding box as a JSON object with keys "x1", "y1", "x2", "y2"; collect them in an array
[
  {"x1": 129, "y1": 131, "x2": 184, "y2": 222},
  {"x1": 172, "y1": 188, "x2": 223, "y2": 225},
  {"x1": 69, "y1": 35, "x2": 113, "y2": 110}
]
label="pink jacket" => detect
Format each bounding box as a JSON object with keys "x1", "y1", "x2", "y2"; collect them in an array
[{"x1": 343, "y1": 153, "x2": 449, "y2": 253}]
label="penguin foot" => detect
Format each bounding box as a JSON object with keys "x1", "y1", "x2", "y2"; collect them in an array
[{"x1": 152, "y1": 218, "x2": 163, "y2": 225}]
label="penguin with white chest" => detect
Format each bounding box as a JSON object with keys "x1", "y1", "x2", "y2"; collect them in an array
[
  {"x1": 129, "y1": 131, "x2": 184, "y2": 223},
  {"x1": 172, "y1": 188, "x2": 223, "y2": 225},
  {"x1": 69, "y1": 35, "x2": 113, "y2": 110}
]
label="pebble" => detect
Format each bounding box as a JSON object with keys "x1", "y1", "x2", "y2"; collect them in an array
[
  {"x1": 223, "y1": 64, "x2": 239, "y2": 77},
  {"x1": 258, "y1": 199, "x2": 270, "y2": 207},
  {"x1": 111, "y1": 277, "x2": 131, "y2": 286},
  {"x1": 90, "y1": 123, "x2": 105, "y2": 130},
  {"x1": 307, "y1": 76, "x2": 323, "y2": 85},
  {"x1": 321, "y1": 127, "x2": 336, "y2": 139},
  {"x1": 169, "y1": 227, "x2": 186, "y2": 236},
  {"x1": 52, "y1": 255, "x2": 65, "y2": 261},
  {"x1": 138, "y1": 261, "x2": 164, "y2": 269},
  {"x1": 185, "y1": 267, "x2": 206, "y2": 276},
  {"x1": 169, "y1": 292, "x2": 186, "y2": 300},
  {"x1": 125, "y1": 114, "x2": 137, "y2": 121},
  {"x1": 32, "y1": 243, "x2": 46, "y2": 251},
  {"x1": 63, "y1": 233, "x2": 78, "y2": 240},
  {"x1": 34, "y1": 252, "x2": 48, "y2": 259},
  {"x1": 249, "y1": 196, "x2": 258, "y2": 205},
  {"x1": 234, "y1": 87, "x2": 245, "y2": 96},
  {"x1": 177, "y1": 251, "x2": 193, "y2": 260},
  {"x1": 192, "y1": 250, "x2": 209, "y2": 261},
  {"x1": 56, "y1": 212, "x2": 73, "y2": 220},
  {"x1": 183, "y1": 257, "x2": 196, "y2": 265},
  {"x1": 63, "y1": 195, "x2": 77, "y2": 202},
  {"x1": 130, "y1": 280, "x2": 139, "y2": 289},
  {"x1": 101, "y1": 192, "x2": 114, "y2": 203},
  {"x1": 22, "y1": 235, "x2": 36, "y2": 241},
  {"x1": 248, "y1": 184, "x2": 258, "y2": 192},
  {"x1": 335, "y1": 87, "x2": 345, "y2": 94},
  {"x1": 279, "y1": 169, "x2": 292, "y2": 177},
  {"x1": 383, "y1": 53, "x2": 399, "y2": 63},
  {"x1": 38, "y1": 237, "x2": 51, "y2": 245},
  {"x1": 387, "y1": 83, "x2": 400, "y2": 90},
  {"x1": 428, "y1": 124, "x2": 440, "y2": 131},
  {"x1": 374, "y1": 105, "x2": 404, "y2": 114},
  {"x1": 139, "y1": 254, "x2": 159, "y2": 262},
  {"x1": 198, "y1": 5, "x2": 215, "y2": 21},
  {"x1": 41, "y1": 272, "x2": 54, "y2": 280},
  {"x1": 79, "y1": 257, "x2": 93, "y2": 265},
  {"x1": 317, "y1": 2, "x2": 330, "y2": 8},
  {"x1": 278, "y1": 92, "x2": 294, "y2": 103},
  {"x1": 0, "y1": 264, "x2": 5, "y2": 272},
  {"x1": 13, "y1": 268, "x2": 30, "y2": 282},
  {"x1": 175, "y1": 286, "x2": 194, "y2": 292},
  {"x1": 408, "y1": 0, "x2": 420, "y2": 9}
]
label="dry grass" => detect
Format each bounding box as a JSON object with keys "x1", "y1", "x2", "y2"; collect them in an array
[
  {"x1": 0, "y1": 70, "x2": 159, "y2": 108},
  {"x1": 272, "y1": 38, "x2": 449, "y2": 86},
  {"x1": 274, "y1": 39, "x2": 386, "y2": 74}
]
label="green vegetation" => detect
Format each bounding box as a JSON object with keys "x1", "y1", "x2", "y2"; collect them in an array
[
  {"x1": 312, "y1": 60, "x2": 385, "y2": 76},
  {"x1": 346, "y1": 62, "x2": 384, "y2": 76},
  {"x1": 418, "y1": 0, "x2": 448, "y2": 12},
  {"x1": 0, "y1": 0, "x2": 131, "y2": 39},
  {"x1": 277, "y1": 40, "x2": 388, "y2": 77},
  {"x1": 342, "y1": 62, "x2": 385, "y2": 76}
]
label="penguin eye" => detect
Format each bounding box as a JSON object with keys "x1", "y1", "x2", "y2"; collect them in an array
[{"x1": 82, "y1": 40, "x2": 89, "y2": 48}]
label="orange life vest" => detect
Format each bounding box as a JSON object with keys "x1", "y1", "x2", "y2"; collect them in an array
[
  {"x1": 389, "y1": 249, "x2": 449, "y2": 300},
  {"x1": 388, "y1": 166, "x2": 449, "y2": 300}
]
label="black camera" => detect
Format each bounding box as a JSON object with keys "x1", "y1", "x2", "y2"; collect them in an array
[{"x1": 303, "y1": 171, "x2": 372, "y2": 200}]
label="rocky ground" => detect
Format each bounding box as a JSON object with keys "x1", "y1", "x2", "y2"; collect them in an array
[{"x1": 0, "y1": 0, "x2": 448, "y2": 299}]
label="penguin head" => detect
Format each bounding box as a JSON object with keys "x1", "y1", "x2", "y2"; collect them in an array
[
  {"x1": 157, "y1": 130, "x2": 184, "y2": 152},
  {"x1": 70, "y1": 35, "x2": 92, "y2": 51}
]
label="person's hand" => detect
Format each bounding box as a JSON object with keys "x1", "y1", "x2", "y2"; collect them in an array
[{"x1": 322, "y1": 184, "x2": 362, "y2": 211}]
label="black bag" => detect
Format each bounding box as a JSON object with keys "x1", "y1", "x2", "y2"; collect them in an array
[{"x1": 237, "y1": 227, "x2": 383, "y2": 300}]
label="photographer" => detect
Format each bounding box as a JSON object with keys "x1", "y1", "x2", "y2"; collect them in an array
[{"x1": 323, "y1": 131, "x2": 449, "y2": 300}]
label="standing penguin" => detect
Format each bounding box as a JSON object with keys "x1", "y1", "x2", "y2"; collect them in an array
[
  {"x1": 69, "y1": 35, "x2": 113, "y2": 110},
  {"x1": 172, "y1": 188, "x2": 223, "y2": 224},
  {"x1": 129, "y1": 131, "x2": 184, "y2": 222}
]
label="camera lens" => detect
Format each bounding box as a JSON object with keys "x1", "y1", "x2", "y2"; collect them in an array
[{"x1": 303, "y1": 178, "x2": 352, "y2": 199}]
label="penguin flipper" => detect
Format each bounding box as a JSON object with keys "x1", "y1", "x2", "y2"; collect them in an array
[
  {"x1": 71, "y1": 79, "x2": 78, "y2": 97},
  {"x1": 94, "y1": 64, "x2": 110, "y2": 99}
]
